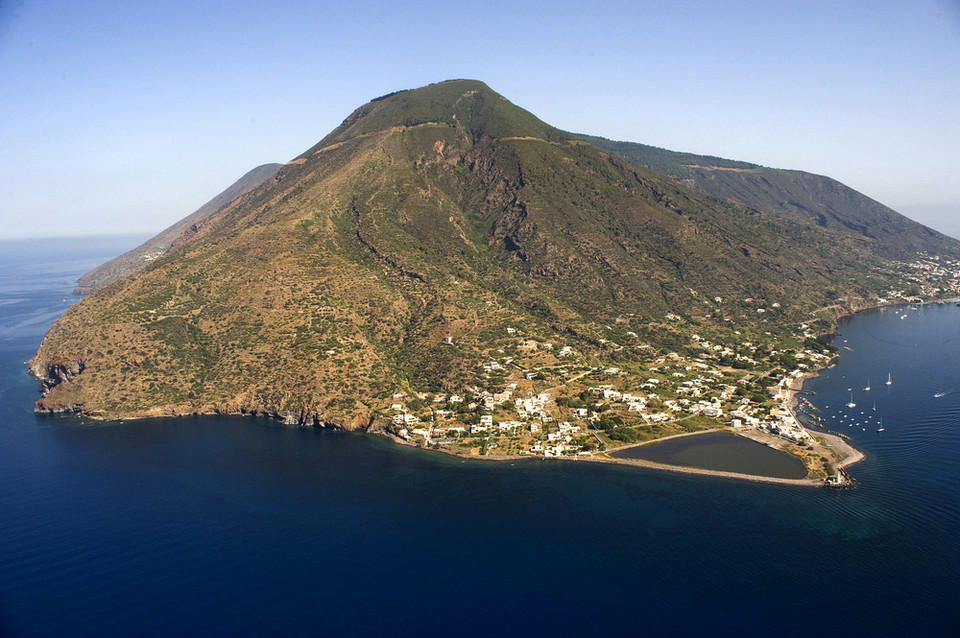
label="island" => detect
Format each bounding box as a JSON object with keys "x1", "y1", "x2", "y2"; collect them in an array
[{"x1": 31, "y1": 80, "x2": 960, "y2": 487}]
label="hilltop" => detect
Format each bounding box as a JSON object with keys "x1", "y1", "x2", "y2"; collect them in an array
[{"x1": 30, "y1": 80, "x2": 960, "y2": 475}]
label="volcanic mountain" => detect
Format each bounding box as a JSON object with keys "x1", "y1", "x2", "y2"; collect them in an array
[{"x1": 31, "y1": 80, "x2": 960, "y2": 426}]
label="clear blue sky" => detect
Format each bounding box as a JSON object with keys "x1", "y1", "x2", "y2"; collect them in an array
[{"x1": 2, "y1": 0, "x2": 958, "y2": 239}]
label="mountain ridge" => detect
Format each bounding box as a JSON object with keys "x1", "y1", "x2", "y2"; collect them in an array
[
  {"x1": 578, "y1": 134, "x2": 955, "y2": 257},
  {"x1": 74, "y1": 163, "x2": 282, "y2": 294}
]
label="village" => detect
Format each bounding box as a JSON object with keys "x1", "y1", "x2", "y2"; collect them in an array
[
  {"x1": 384, "y1": 253, "x2": 960, "y2": 476},
  {"x1": 387, "y1": 322, "x2": 830, "y2": 466}
]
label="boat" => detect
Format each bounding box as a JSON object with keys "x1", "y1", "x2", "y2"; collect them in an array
[
  {"x1": 846, "y1": 392, "x2": 856, "y2": 408},
  {"x1": 886, "y1": 373, "x2": 892, "y2": 386},
  {"x1": 877, "y1": 418, "x2": 885, "y2": 433},
  {"x1": 864, "y1": 379, "x2": 871, "y2": 391}
]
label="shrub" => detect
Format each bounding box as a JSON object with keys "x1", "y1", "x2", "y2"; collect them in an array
[{"x1": 607, "y1": 427, "x2": 638, "y2": 443}]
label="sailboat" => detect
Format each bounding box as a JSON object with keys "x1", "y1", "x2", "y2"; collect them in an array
[
  {"x1": 886, "y1": 373, "x2": 892, "y2": 386},
  {"x1": 864, "y1": 379, "x2": 871, "y2": 391},
  {"x1": 846, "y1": 392, "x2": 856, "y2": 408},
  {"x1": 877, "y1": 418, "x2": 885, "y2": 433}
]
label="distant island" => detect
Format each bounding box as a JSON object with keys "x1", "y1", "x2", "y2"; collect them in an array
[
  {"x1": 73, "y1": 163, "x2": 282, "y2": 294},
  {"x1": 31, "y1": 80, "x2": 960, "y2": 485}
]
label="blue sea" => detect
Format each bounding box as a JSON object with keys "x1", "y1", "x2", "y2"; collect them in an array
[{"x1": 1, "y1": 236, "x2": 958, "y2": 637}]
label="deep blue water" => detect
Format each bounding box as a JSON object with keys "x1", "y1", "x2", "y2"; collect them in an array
[{"x1": 1, "y1": 237, "x2": 958, "y2": 637}]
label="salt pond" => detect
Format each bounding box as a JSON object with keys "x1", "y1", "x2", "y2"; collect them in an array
[{"x1": 612, "y1": 431, "x2": 808, "y2": 479}]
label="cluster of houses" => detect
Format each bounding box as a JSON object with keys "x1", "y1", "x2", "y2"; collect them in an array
[
  {"x1": 730, "y1": 404, "x2": 811, "y2": 443},
  {"x1": 691, "y1": 333, "x2": 760, "y2": 367},
  {"x1": 884, "y1": 254, "x2": 960, "y2": 301},
  {"x1": 386, "y1": 309, "x2": 866, "y2": 456},
  {"x1": 529, "y1": 422, "x2": 584, "y2": 456},
  {"x1": 390, "y1": 388, "x2": 554, "y2": 442},
  {"x1": 379, "y1": 252, "x2": 960, "y2": 463},
  {"x1": 389, "y1": 348, "x2": 824, "y2": 455},
  {"x1": 587, "y1": 380, "x2": 726, "y2": 423}
]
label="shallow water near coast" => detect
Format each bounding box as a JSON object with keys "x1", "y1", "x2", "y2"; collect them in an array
[{"x1": 1, "y1": 237, "x2": 959, "y2": 637}]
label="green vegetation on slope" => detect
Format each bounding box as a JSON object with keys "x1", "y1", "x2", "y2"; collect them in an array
[{"x1": 580, "y1": 134, "x2": 957, "y2": 258}]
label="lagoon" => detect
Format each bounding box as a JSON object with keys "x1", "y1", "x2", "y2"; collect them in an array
[{"x1": 611, "y1": 431, "x2": 808, "y2": 479}]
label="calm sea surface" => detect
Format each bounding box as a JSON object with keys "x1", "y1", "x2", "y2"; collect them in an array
[{"x1": 1, "y1": 237, "x2": 958, "y2": 637}]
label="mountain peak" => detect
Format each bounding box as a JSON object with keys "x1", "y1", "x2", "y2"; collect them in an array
[{"x1": 309, "y1": 79, "x2": 565, "y2": 153}]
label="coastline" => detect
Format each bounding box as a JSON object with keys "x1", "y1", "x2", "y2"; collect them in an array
[
  {"x1": 383, "y1": 426, "x2": 864, "y2": 487},
  {"x1": 388, "y1": 432, "x2": 825, "y2": 486},
  {"x1": 40, "y1": 299, "x2": 924, "y2": 487},
  {"x1": 12, "y1": 275, "x2": 960, "y2": 638},
  {"x1": 433, "y1": 296, "x2": 942, "y2": 481},
  {"x1": 35, "y1": 370, "x2": 869, "y2": 489},
  {"x1": 782, "y1": 357, "x2": 866, "y2": 473},
  {"x1": 375, "y1": 311, "x2": 875, "y2": 485},
  {"x1": 36, "y1": 370, "x2": 867, "y2": 488},
  {"x1": 374, "y1": 325, "x2": 871, "y2": 485}
]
